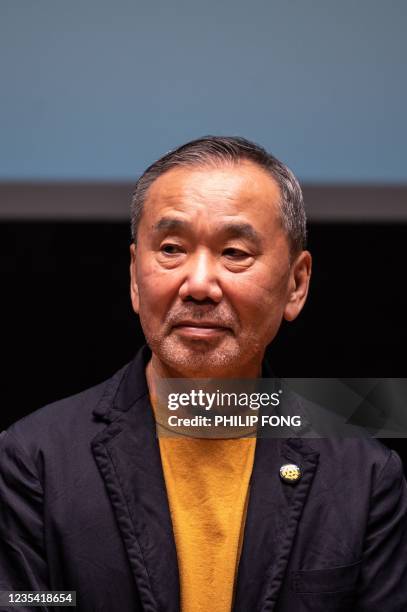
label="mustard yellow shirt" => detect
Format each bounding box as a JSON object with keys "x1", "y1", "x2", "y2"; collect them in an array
[{"x1": 158, "y1": 437, "x2": 256, "y2": 612}]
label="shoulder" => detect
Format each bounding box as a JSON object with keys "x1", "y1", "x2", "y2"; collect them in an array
[
  {"x1": 310, "y1": 435, "x2": 391, "y2": 461},
  {"x1": 304, "y1": 437, "x2": 405, "y2": 492},
  {"x1": 0, "y1": 361, "x2": 130, "y2": 468},
  {"x1": 309, "y1": 436, "x2": 393, "y2": 466}
]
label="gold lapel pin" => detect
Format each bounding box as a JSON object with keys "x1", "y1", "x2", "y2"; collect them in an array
[{"x1": 280, "y1": 463, "x2": 301, "y2": 484}]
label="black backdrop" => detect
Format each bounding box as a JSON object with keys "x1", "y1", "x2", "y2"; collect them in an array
[{"x1": 2, "y1": 221, "x2": 406, "y2": 473}]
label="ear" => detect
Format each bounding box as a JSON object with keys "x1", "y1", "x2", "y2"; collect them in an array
[
  {"x1": 129, "y1": 243, "x2": 140, "y2": 313},
  {"x1": 283, "y1": 250, "x2": 312, "y2": 322}
]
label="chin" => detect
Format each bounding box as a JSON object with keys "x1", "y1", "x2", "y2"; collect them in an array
[{"x1": 155, "y1": 337, "x2": 243, "y2": 378}]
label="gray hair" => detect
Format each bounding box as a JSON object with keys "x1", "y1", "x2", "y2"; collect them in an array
[{"x1": 130, "y1": 136, "x2": 307, "y2": 253}]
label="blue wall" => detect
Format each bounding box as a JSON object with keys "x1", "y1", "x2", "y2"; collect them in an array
[{"x1": 1, "y1": 0, "x2": 406, "y2": 182}]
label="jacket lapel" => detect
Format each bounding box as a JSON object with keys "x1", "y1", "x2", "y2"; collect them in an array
[
  {"x1": 234, "y1": 437, "x2": 319, "y2": 612},
  {"x1": 91, "y1": 347, "x2": 180, "y2": 612},
  {"x1": 90, "y1": 345, "x2": 319, "y2": 612}
]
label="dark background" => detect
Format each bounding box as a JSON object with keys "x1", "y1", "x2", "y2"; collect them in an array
[
  {"x1": 2, "y1": 220, "x2": 406, "y2": 473},
  {"x1": 2, "y1": 2, "x2": 407, "y2": 475}
]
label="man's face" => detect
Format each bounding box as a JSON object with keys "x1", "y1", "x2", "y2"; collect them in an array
[{"x1": 130, "y1": 161, "x2": 311, "y2": 377}]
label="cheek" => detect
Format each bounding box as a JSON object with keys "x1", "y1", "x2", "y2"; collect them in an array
[
  {"x1": 136, "y1": 260, "x2": 180, "y2": 318},
  {"x1": 226, "y1": 271, "x2": 288, "y2": 329}
]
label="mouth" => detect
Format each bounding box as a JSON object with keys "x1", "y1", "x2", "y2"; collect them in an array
[{"x1": 172, "y1": 321, "x2": 231, "y2": 339}]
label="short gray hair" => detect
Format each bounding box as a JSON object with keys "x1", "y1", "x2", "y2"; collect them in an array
[{"x1": 131, "y1": 136, "x2": 307, "y2": 253}]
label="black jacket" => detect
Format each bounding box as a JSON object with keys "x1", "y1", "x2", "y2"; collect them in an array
[{"x1": 1, "y1": 346, "x2": 407, "y2": 611}]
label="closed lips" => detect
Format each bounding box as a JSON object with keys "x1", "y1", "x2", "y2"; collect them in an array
[{"x1": 173, "y1": 321, "x2": 229, "y2": 329}]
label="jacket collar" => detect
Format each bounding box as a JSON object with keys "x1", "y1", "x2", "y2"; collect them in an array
[
  {"x1": 91, "y1": 345, "x2": 320, "y2": 612},
  {"x1": 92, "y1": 344, "x2": 151, "y2": 421},
  {"x1": 91, "y1": 345, "x2": 180, "y2": 612}
]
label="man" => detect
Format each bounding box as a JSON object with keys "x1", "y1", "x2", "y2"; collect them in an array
[{"x1": 1, "y1": 136, "x2": 406, "y2": 611}]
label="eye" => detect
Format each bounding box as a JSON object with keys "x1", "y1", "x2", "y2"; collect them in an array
[
  {"x1": 222, "y1": 247, "x2": 251, "y2": 259},
  {"x1": 160, "y1": 243, "x2": 184, "y2": 255}
]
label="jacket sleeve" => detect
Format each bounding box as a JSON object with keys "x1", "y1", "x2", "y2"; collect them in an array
[
  {"x1": 356, "y1": 449, "x2": 407, "y2": 611},
  {"x1": 0, "y1": 428, "x2": 50, "y2": 598}
]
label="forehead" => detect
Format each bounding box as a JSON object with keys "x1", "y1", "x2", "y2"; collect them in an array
[{"x1": 141, "y1": 161, "x2": 282, "y2": 227}]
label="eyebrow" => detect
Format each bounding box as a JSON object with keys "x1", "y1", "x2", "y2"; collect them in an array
[
  {"x1": 222, "y1": 222, "x2": 262, "y2": 244},
  {"x1": 152, "y1": 217, "x2": 262, "y2": 244},
  {"x1": 153, "y1": 217, "x2": 187, "y2": 233}
]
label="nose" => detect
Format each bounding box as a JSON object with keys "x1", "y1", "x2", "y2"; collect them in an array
[{"x1": 178, "y1": 249, "x2": 223, "y2": 303}]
